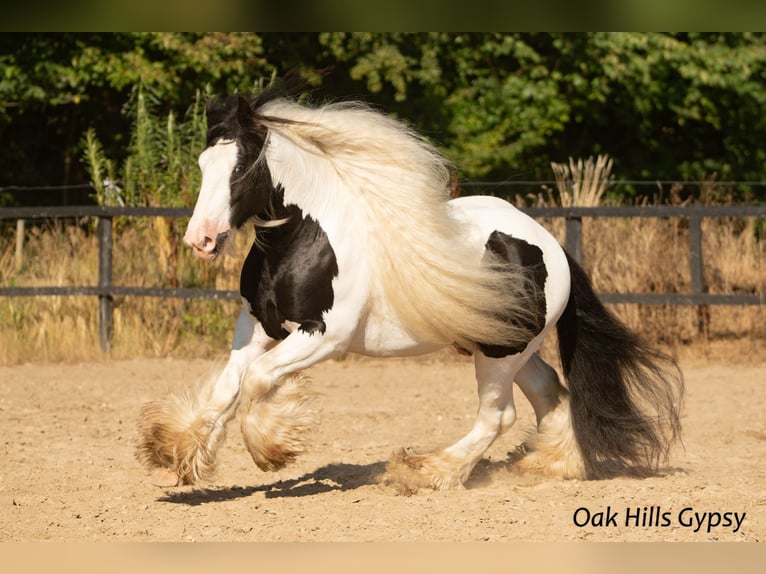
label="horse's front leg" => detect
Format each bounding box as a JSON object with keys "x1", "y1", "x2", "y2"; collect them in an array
[
  {"x1": 237, "y1": 327, "x2": 344, "y2": 472},
  {"x1": 136, "y1": 305, "x2": 274, "y2": 486}
]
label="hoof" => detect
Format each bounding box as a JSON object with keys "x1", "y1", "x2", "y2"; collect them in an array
[
  {"x1": 512, "y1": 401, "x2": 587, "y2": 480},
  {"x1": 383, "y1": 447, "x2": 465, "y2": 494},
  {"x1": 151, "y1": 467, "x2": 181, "y2": 487}
]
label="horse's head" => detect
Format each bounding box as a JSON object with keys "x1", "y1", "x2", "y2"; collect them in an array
[{"x1": 184, "y1": 95, "x2": 273, "y2": 259}]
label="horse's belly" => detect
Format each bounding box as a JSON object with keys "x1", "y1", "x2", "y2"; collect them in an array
[{"x1": 347, "y1": 312, "x2": 443, "y2": 357}]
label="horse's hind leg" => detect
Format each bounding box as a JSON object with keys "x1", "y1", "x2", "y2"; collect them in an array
[
  {"x1": 513, "y1": 353, "x2": 585, "y2": 478},
  {"x1": 387, "y1": 351, "x2": 527, "y2": 491},
  {"x1": 136, "y1": 306, "x2": 273, "y2": 486},
  {"x1": 514, "y1": 353, "x2": 567, "y2": 425}
]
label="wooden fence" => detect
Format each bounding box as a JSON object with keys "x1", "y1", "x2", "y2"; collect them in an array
[{"x1": 1, "y1": 204, "x2": 764, "y2": 352}]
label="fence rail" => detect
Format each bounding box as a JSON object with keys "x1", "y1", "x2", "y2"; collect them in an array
[{"x1": 1, "y1": 204, "x2": 764, "y2": 353}]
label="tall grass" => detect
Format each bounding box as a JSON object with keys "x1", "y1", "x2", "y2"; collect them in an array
[
  {"x1": 83, "y1": 84, "x2": 208, "y2": 291},
  {"x1": 2, "y1": 194, "x2": 762, "y2": 364},
  {"x1": 0, "y1": 219, "x2": 256, "y2": 363},
  {"x1": 586, "y1": 211, "x2": 764, "y2": 348},
  {"x1": 534, "y1": 161, "x2": 764, "y2": 360}
]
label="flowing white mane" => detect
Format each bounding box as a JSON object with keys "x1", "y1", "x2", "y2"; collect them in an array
[{"x1": 256, "y1": 99, "x2": 538, "y2": 349}]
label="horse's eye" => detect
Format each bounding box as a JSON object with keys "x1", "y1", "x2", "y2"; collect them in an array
[{"x1": 233, "y1": 165, "x2": 242, "y2": 174}]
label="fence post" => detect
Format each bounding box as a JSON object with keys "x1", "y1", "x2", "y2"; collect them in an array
[
  {"x1": 565, "y1": 216, "x2": 583, "y2": 264},
  {"x1": 688, "y1": 215, "x2": 710, "y2": 337},
  {"x1": 15, "y1": 219, "x2": 25, "y2": 272},
  {"x1": 98, "y1": 215, "x2": 113, "y2": 353},
  {"x1": 688, "y1": 215, "x2": 705, "y2": 294}
]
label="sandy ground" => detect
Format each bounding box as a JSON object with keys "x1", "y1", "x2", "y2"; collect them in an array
[{"x1": 1, "y1": 351, "x2": 765, "y2": 542}]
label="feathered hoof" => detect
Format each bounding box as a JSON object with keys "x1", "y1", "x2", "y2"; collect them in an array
[
  {"x1": 512, "y1": 402, "x2": 587, "y2": 480},
  {"x1": 239, "y1": 372, "x2": 318, "y2": 472},
  {"x1": 383, "y1": 447, "x2": 467, "y2": 494},
  {"x1": 513, "y1": 447, "x2": 586, "y2": 480},
  {"x1": 135, "y1": 395, "x2": 222, "y2": 486}
]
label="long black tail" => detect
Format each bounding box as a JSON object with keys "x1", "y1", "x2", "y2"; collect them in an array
[{"x1": 556, "y1": 252, "x2": 684, "y2": 479}]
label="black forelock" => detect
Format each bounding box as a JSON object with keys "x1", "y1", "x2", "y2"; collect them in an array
[
  {"x1": 205, "y1": 95, "x2": 242, "y2": 146},
  {"x1": 251, "y1": 70, "x2": 310, "y2": 110},
  {"x1": 202, "y1": 71, "x2": 316, "y2": 229},
  {"x1": 204, "y1": 71, "x2": 312, "y2": 147}
]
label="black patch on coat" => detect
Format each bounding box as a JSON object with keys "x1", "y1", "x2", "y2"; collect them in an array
[
  {"x1": 478, "y1": 231, "x2": 548, "y2": 358},
  {"x1": 240, "y1": 188, "x2": 339, "y2": 340},
  {"x1": 205, "y1": 82, "x2": 337, "y2": 339}
]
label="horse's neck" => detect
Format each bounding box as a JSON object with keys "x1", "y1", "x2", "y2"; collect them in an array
[{"x1": 265, "y1": 132, "x2": 360, "y2": 234}]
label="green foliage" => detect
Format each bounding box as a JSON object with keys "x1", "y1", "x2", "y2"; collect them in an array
[
  {"x1": 3, "y1": 33, "x2": 766, "y2": 205},
  {"x1": 82, "y1": 128, "x2": 117, "y2": 205},
  {"x1": 441, "y1": 34, "x2": 571, "y2": 177},
  {"x1": 557, "y1": 33, "x2": 766, "y2": 187},
  {"x1": 313, "y1": 32, "x2": 766, "y2": 201},
  {"x1": 1, "y1": 33, "x2": 270, "y2": 194},
  {"x1": 82, "y1": 84, "x2": 207, "y2": 207},
  {"x1": 0, "y1": 33, "x2": 267, "y2": 117}
]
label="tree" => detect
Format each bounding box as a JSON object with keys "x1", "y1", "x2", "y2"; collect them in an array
[
  {"x1": 2, "y1": 33, "x2": 765, "y2": 205},
  {"x1": 0, "y1": 33, "x2": 271, "y2": 202},
  {"x1": 317, "y1": 32, "x2": 766, "y2": 201}
]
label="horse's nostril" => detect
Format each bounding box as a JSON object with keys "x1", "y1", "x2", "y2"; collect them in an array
[{"x1": 214, "y1": 231, "x2": 229, "y2": 251}]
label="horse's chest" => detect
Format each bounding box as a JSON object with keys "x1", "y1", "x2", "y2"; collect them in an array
[{"x1": 240, "y1": 217, "x2": 339, "y2": 340}]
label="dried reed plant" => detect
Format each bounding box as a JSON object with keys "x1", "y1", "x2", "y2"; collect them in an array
[{"x1": 549, "y1": 154, "x2": 614, "y2": 207}]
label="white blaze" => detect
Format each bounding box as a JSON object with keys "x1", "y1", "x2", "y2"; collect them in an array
[{"x1": 184, "y1": 140, "x2": 239, "y2": 257}]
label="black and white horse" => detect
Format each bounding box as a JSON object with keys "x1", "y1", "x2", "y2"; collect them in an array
[{"x1": 137, "y1": 84, "x2": 683, "y2": 490}]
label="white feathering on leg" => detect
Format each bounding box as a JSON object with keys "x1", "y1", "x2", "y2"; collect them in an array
[
  {"x1": 516, "y1": 396, "x2": 586, "y2": 479},
  {"x1": 136, "y1": 384, "x2": 224, "y2": 486},
  {"x1": 239, "y1": 371, "x2": 318, "y2": 472}
]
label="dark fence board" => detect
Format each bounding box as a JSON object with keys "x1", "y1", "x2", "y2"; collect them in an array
[
  {"x1": 0, "y1": 286, "x2": 240, "y2": 299},
  {"x1": 523, "y1": 205, "x2": 766, "y2": 218},
  {"x1": 0, "y1": 206, "x2": 193, "y2": 219}
]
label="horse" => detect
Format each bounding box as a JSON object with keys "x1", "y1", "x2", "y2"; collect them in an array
[{"x1": 136, "y1": 83, "x2": 684, "y2": 491}]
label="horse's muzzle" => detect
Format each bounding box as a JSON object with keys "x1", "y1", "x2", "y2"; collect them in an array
[{"x1": 186, "y1": 230, "x2": 230, "y2": 260}]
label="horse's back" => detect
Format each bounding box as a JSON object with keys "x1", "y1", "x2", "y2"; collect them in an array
[{"x1": 347, "y1": 195, "x2": 571, "y2": 358}]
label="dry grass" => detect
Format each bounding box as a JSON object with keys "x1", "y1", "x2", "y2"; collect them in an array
[
  {"x1": 0, "y1": 219, "x2": 252, "y2": 363},
  {"x1": 1, "y1": 205, "x2": 763, "y2": 365},
  {"x1": 586, "y1": 215, "x2": 764, "y2": 349}
]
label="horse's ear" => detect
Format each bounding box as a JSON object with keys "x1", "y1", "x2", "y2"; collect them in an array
[
  {"x1": 205, "y1": 96, "x2": 215, "y2": 112},
  {"x1": 236, "y1": 96, "x2": 253, "y2": 127}
]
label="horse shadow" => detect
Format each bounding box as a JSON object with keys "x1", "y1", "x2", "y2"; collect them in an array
[
  {"x1": 157, "y1": 461, "x2": 388, "y2": 506},
  {"x1": 157, "y1": 451, "x2": 688, "y2": 505}
]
